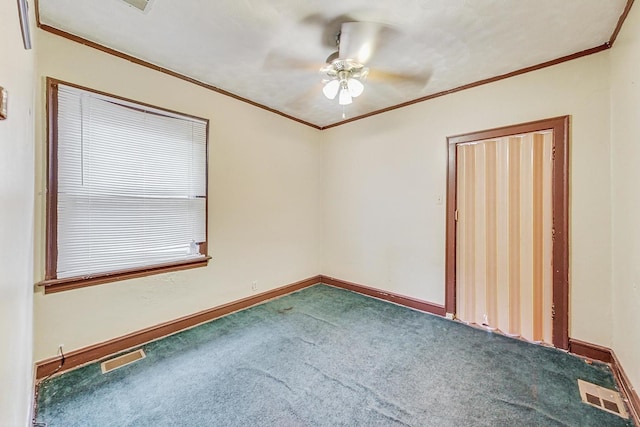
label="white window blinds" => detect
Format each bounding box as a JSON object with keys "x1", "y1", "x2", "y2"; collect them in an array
[{"x1": 55, "y1": 84, "x2": 207, "y2": 279}]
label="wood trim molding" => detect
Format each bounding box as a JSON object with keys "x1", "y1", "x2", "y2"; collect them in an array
[
  {"x1": 568, "y1": 338, "x2": 612, "y2": 363},
  {"x1": 321, "y1": 46, "x2": 606, "y2": 130},
  {"x1": 35, "y1": 274, "x2": 444, "y2": 379},
  {"x1": 320, "y1": 275, "x2": 446, "y2": 316},
  {"x1": 47, "y1": 77, "x2": 213, "y2": 123},
  {"x1": 569, "y1": 338, "x2": 640, "y2": 425},
  {"x1": 445, "y1": 116, "x2": 570, "y2": 350},
  {"x1": 35, "y1": 275, "x2": 322, "y2": 379},
  {"x1": 550, "y1": 117, "x2": 571, "y2": 350},
  {"x1": 34, "y1": 0, "x2": 633, "y2": 131},
  {"x1": 45, "y1": 78, "x2": 58, "y2": 280},
  {"x1": 608, "y1": 0, "x2": 636, "y2": 47},
  {"x1": 445, "y1": 141, "x2": 457, "y2": 314},
  {"x1": 32, "y1": 272, "x2": 639, "y2": 426},
  {"x1": 612, "y1": 350, "x2": 640, "y2": 424},
  {"x1": 322, "y1": 0, "x2": 634, "y2": 129},
  {"x1": 38, "y1": 257, "x2": 212, "y2": 294},
  {"x1": 34, "y1": 19, "x2": 321, "y2": 130}
]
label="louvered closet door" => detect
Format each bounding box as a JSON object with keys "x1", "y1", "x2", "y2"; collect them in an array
[{"x1": 456, "y1": 132, "x2": 553, "y2": 344}]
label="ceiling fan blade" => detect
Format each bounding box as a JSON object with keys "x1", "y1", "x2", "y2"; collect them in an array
[
  {"x1": 263, "y1": 50, "x2": 324, "y2": 72},
  {"x1": 366, "y1": 69, "x2": 431, "y2": 88},
  {"x1": 338, "y1": 21, "x2": 383, "y2": 64},
  {"x1": 287, "y1": 82, "x2": 328, "y2": 111},
  {"x1": 300, "y1": 13, "x2": 355, "y2": 50}
]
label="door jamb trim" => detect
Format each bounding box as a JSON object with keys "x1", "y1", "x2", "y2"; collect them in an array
[{"x1": 445, "y1": 116, "x2": 570, "y2": 349}]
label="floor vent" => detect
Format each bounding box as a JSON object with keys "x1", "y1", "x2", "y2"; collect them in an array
[
  {"x1": 101, "y1": 349, "x2": 146, "y2": 374},
  {"x1": 577, "y1": 379, "x2": 629, "y2": 419}
]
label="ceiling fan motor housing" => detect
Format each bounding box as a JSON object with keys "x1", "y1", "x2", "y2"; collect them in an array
[{"x1": 322, "y1": 58, "x2": 368, "y2": 81}]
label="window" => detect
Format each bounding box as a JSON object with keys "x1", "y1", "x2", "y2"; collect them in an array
[{"x1": 42, "y1": 78, "x2": 209, "y2": 293}]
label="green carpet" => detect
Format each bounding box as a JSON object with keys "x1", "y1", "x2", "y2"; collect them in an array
[{"x1": 35, "y1": 284, "x2": 633, "y2": 426}]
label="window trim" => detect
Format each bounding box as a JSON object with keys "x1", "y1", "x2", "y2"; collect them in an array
[{"x1": 40, "y1": 77, "x2": 210, "y2": 294}]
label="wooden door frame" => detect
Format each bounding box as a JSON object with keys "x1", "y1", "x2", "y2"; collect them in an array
[{"x1": 445, "y1": 116, "x2": 570, "y2": 349}]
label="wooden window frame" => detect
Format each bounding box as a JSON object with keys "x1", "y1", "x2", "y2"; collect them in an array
[
  {"x1": 445, "y1": 116, "x2": 570, "y2": 349},
  {"x1": 39, "y1": 77, "x2": 211, "y2": 294}
]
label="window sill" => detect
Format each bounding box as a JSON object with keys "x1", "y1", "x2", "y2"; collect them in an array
[{"x1": 37, "y1": 256, "x2": 212, "y2": 294}]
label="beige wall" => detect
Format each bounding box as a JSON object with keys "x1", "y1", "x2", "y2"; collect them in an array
[
  {"x1": 0, "y1": 0, "x2": 36, "y2": 425},
  {"x1": 33, "y1": 31, "x2": 322, "y2": 361},
  {"x1": 610, "y1": 2, "x2": 640, "y2": 396},
  {"x1": 322, "y1": 52, "x2": 613, "y2": 347}
]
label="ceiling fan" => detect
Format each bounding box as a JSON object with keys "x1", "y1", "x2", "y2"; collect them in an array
[
  {"x1": 317, "y1": 20, "x2": 430, "y2": 107},
  {"x1": 264, "y1": 16, "x2": 430, "y2": 112},
  {"x1": 319, "y1": 22, "x2": 381, "y2": 106}
]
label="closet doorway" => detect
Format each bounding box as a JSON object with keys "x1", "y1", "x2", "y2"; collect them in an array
[{"x1": 445, "y1": 116, "x2": 569, "y2": 349}]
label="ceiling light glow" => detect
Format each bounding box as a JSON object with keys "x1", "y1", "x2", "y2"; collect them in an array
[{"x1": 338, "y1": 87, "x2": 352, "y2": 105}]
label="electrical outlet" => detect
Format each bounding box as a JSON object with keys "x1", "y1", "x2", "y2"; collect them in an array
[{"x1": 251, "y1": 281, "x2": 258, "y2": 291}]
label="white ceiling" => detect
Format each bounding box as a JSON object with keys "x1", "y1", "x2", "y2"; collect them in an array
[{"x1": 39, "y1": 0, "x2": 628, "y2": 128}]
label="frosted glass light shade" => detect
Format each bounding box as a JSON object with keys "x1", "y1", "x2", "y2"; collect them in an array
[
  {"x1": 322, "y1": 80, "x2": 340, "y2": 99},
  {"x1": 338, "y1": 88, "x2": 352, "y2": 105},
  {"x1": 348, "y1": 78, "x2": 364, "y2": 97}
]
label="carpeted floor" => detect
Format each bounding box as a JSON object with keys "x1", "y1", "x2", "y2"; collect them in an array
[{"x1": 35, "y1": 284, "x2": 633, "y2": 426}]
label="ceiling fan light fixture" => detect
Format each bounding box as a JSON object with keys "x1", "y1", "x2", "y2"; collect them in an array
[
  {"x1": 338, "y1": 87, "x2": 353, "y2": 105},
  {"x1": 323, "y1": 79, "x2": 340, "y2": 99}
]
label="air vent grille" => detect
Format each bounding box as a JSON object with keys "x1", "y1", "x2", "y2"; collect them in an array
[
  {"x1": 101, "y1": 349, "x2": 146, "y2": 374},
  {"x1": 577, "y1": 379, "x2": 629, "y2": 419}
]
